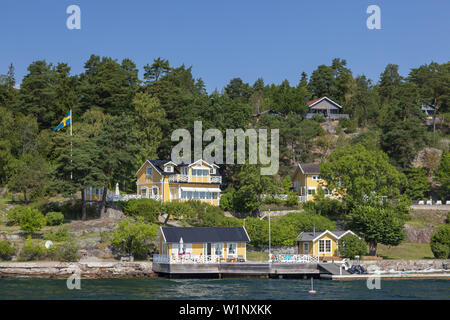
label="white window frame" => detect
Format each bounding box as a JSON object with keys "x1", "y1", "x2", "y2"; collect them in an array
[
  {"x1": 146, "y1": 166, "x2": 153, "y2": 179},
  {"x1": 227, "y1": 243, "x2": 237, "y2": 257},
  {"x1": 213, "y1": 243, "x2": 224, "y2": 257},
  {"x1": 141, "y1": 187, "x2": 147, "y2": 198},
  {"x1": 303, "y1": 242, "x2": 309, "y2": 254},
  {"x1": 312, "y1": 175, "x2": 320, "y2": 181},
  {"x1": 308, "y1": 187, "x2": 316, "y2": 195},
  {"x1": 318, "y1": 239, "x2": 332, "y2": 254}
]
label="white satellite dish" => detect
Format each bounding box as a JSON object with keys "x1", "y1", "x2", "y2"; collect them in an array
[{"x1": 45, "y1": 240, "x2": 53, "y2": 249}]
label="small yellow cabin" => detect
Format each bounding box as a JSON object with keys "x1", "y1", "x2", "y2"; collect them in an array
[
  {"x1": 156, "y1": 227, "x2": 250, "y2": 263},
  {"x1": 292, "y1": 162, "x2": 334, "y2": 202},
  {"x1": 297, "y1": 230, "x2": 358, "y2": 258},
  {"x1": 135, "y1": 159, "x2": 222, "y2": 206}
]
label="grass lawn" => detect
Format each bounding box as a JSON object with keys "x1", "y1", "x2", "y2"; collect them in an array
[
  {"x1": 247, "y1": 251, "x2": 269, "y2": 262},
  {"x1": 377, "y1": 242, "x2": 435, "y2": 260}
]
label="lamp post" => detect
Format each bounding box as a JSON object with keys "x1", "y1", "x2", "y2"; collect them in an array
[{"x1": 268, "y1": 209, "x2": 271, "y2": 263}]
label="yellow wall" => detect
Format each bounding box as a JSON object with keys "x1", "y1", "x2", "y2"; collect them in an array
[
  {"x1": 293, "y1": 167, "x2": 334, "y2": 202},
  {"x1": 299, "y1": 241, "x2": 313, "y2": 254},
  {"x1": 136, "y1": 161, "x2": 221, "y2": 206},
  {"x1": 165, "y1": 242, "x2": 246, "y2": 259},
  {"x1": 312, "y1": 233, "x2": 339, "y2": 257}
]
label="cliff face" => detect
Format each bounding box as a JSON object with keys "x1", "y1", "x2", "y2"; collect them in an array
[{"x1": 0, "y1": 261, "x2": 156, "y2": 278}]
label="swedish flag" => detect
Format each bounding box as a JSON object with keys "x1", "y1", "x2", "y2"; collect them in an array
[{"x1": 54, "y1": 110, "x2": 72, "y2": 131}]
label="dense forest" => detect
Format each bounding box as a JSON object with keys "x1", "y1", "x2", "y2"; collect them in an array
[{"x1": 0, "y1": 56, "x2": 449, "y2": 212}]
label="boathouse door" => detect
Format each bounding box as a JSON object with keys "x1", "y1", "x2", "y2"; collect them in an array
[{"x1": 204, "y1": 243, "x2": 212, "y2": 256}]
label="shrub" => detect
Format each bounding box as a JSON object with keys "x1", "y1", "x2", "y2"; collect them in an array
[
  {"x1": 338, "y1": 234, "x2": 367, "y2": 258},
  {"x1": 122, "y1": 198, "x2": 161, "y2": 223},
  {"x1": 311, "y1": 114, "x2": 325, "y2": 123},
  {"x1": 219, "y1": 189, "x2": 234, "y2": 211},
  {"x1": 0, "y1": 240, "x2": 15, "y2": 261},
  {"x1": 430, "y1": 224, "x2": 450, "y2": 259},
  {"x1": 18, "y1": 237, "x2": 45, "y2": 261},
  {"x1": 285, "y1": 192, "x2": 299, "y2": 207},
  {"x1": 53, "y1": 241, "x2": 80, "y2": 262},
  {"x1": 262, "y1": 196, "x2": 283, "y2": 206},
  {"x1": 44, "y1": 226, "x2": 71, "y2": 242},
  {"x1": 45, "y1": 211, "x2": 64, "y2": 226},
  {"x1": 19, "y1": 208, "x2": 46, "y2": 235},
  {"x1": 110, "y1": 218, "x2": 158, "y2": 260},
  {"x1": 6, "y1": 206, "x2": 27, "y2": 226}
]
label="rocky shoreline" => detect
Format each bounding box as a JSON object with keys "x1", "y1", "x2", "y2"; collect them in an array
[
  {"x1": 0, "y1": 261, "x2": 156, "y2": 278},
  {"x1": 0, "y1": 259, "x2": 449, "y2": 279}
]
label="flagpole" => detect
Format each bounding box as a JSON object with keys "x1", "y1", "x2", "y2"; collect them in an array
[{"x1": 70, "y1": 109, "x2": 73, "y2": 180}]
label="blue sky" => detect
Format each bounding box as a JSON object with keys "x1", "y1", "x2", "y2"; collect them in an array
[{"x1": 1, "y1": 0, "x2": 449, "y2": 92}]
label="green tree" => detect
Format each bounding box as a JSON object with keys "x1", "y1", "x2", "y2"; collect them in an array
[
  {"x1": 110, "y1": 218, "x2": 158, "y2": 259},
  {"x1": 430, "y1": 224, "x2": 450, "y2": 259},
  {"x1": 338, "y1": 234, "x2": 367, "y2": 258},
  {"x1": 349, "y1": 205, "x2": 405, "y2": 256},
  {"x1": 96, "y1": 115, "x2": 139, "y2": 217},
  {"x1": 320, "y1": 144, "x2": 407, "y2": 203},
  {"x1": 8, "y1": 153, "x2": 50, "y2": 201},
  {"x1": 435, "y1": 152, "x2": 450, "y2": 200},
  {"x1": 132, "y1": 92, "x2": 166, "y2": 163},
  {"x1": 19, "y1": 208, "x2": 46, "y2": 235},
  {"x1": 405, "y1": 167, "x2": 431, "y2": 200}
]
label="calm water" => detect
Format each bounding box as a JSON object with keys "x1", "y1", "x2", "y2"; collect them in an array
[{"x1": 0, "y1": 278, "x2": 448, "y2": 300}]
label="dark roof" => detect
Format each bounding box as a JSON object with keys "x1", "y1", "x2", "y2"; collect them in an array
[
  {"x1": 299, "y1": 163, "x2": 320, "y2": 175},
  {"x1": 297, "y1": 230, "x2": 354, "y2": 241},
  {"x1": 160, "y1": 227, "x2": 250, "y2": 243},
  {"x1": 148, "y1": 159, "x2": 221, "y2": 176}
]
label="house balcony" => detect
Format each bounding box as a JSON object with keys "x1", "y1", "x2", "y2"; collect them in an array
[
  {"x1": 304, "y1": 112, "x2": 349, "y2": 120},
  {"x1": 168, "y1": 174, "x2": 222, "y2": 184}
]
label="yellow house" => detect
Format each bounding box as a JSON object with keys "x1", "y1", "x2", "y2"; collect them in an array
[
  {"x1": 292, "y1": 162, "x2": 333, "y2": 202},
  {"x1": 297, "y1": 230, "x2": 358, "y2": 258},
  {"x1": 135, "y1": 159, "x2": 222, "y2": 206},
  {"x1": 156, "y1": 227, "x2": 250, "y2": 262}
]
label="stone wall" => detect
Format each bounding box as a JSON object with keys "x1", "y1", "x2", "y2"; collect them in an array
[
  {"x1": 351, "y1": 259, "x2": 449, "y2": 273},
  {"x1": 0, "y1": 261, "x2": 156, "y2": 278}
]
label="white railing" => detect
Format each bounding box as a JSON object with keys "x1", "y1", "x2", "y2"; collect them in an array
[
  {"x1": 153, "y1": 254, "x2": 224, "y2": 264},
  {"x1": 168, "y1": 174, "x2": 222, "y2": 184},
  {"x1": 269, "y1": 254, "x2": 319, "y2": 264},
  {"x1": 106, "y1": 194, "x2": 142, "y2": 202}
]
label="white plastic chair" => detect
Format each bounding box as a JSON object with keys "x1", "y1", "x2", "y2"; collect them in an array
[
  {"x1": 418, "y1": 200, "x2": 424, "y2": 205},
  {"x1": 436, "y1": 200, "x2": 442, "y2": 205},
  {"x1": 426, "y1": 200, "x2": 432, "y2": 205}
]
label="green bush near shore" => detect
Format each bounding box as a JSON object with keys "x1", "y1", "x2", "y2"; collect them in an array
[
  {"x1": 47, "y1": 241, "x2": 80, "y2": 262},
  {"x1": 45, "y1": 212, "x2": 64, "y2": 226},
  {"x1": 18, "y1": 237, "x2": 46, "y2": 261},
  {"x1": 44, "y1": 226, "x2": 72, "y2": 242},
  {"x1": 430, "y1": 224, "x2": 450, "y2": 259},
  {"x1": 0, "y1": 240, "x2": 15, "y2": 261},
  {"x1": 338, "y1": 234, "x2": 367, "y2": 258}
]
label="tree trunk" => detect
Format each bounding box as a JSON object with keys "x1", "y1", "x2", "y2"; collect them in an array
[
  {"x1": 81, "y1": 189, "x2": 87, "y2": 221},
  {"x1": 99, "y1": 182, "x2": 108, "y2": 218},
  {"x1": 368, "y1": 241, "x2": 377, "y2": 256},
  {"x1": 99, "y1": 169, "x2": 111, "y2": 218},
  {"x1": 163, "y1": 210, "x2": 170, "y2": 225}
]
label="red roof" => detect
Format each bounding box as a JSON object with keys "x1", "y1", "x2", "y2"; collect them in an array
[{"x1": 306, "y1": 98, "x2": 322, "y2": 106}]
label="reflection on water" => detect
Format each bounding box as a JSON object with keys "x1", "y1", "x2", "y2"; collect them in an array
[{"x1": 0, "y1": 278, "x2": 448, "y2": 300}]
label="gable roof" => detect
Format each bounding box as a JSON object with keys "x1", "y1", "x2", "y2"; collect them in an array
[
  {"x1": 160, "y1": 227, "x2": 250, "y2": 243},
  {"x1": 298, "y1": 163, "x2": 320, "y2": 175},
  {"x1": 136, "y1": 159, "x2": 221, "y2": 177},
  {"x1": 306, "y1": 97, "x2": 343, "y2": 109},
  {"x1": 297, "y1": 230, "x2": 358, "y2": 241}
]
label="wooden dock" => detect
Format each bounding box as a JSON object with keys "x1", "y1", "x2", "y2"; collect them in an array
[{"x1": 153, "y1": 262, "x2": 324, "y2": 278}]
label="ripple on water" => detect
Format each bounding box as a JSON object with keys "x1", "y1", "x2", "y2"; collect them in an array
[{"x1": 0, "y1": 278, "x2": 448, "y2": 300}]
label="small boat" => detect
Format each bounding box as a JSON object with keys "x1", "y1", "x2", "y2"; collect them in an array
[{"x1": 309, "y1": 277, "x2": 316, "y2": 294}]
